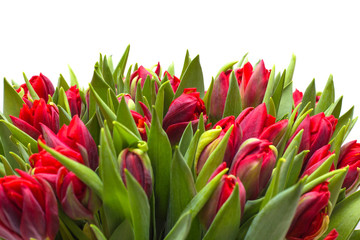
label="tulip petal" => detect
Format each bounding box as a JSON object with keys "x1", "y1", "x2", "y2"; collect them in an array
[{"x1": 10, "y1": 116, "x2": 41, "y2": 139}]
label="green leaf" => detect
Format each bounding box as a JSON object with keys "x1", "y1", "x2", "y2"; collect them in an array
[
  {"x1": 23, "y1": 73, "x2": 39, "y2": 100},
  {"x1": 167, "y1": 62, "x2": 175, "y2": 76},
  {"x1": 113, "y1": 121, "x2": 140, "y2": 152},
  {"x1": 180, "y1": 50, "x2": 191, "y2": 80},
  {"x1": 0, "y1": 155, "x2": 16, "y2": 175},
  {"x1": 325, "y1": 96, "x2": 343, "y2": 119},
  {"x1": 315, "y1": 74, "x2": 335, "y2": 114},
  {"x1": 109, "y1": 220, "x2": 134, "y2": 240},
  {"x1": 57, "y1": 74, "x2": 70, "y2": 91},
  {"x1": 58, "y1": 208, "x2": 89, "y2": 240},
  {"x1": 349, "y1": 230, "x2": 360, "y2": 240},
  {"x1": 113, "y1": 44, "x2": 130, "y2": 82},
  {"x1": 116, "y1": 97, "x2": 141, "y2": 138},
  {"x1": 154, "y1": 82, "x2": 166, "y2": 124},
  {"x1": 333, "y1": 106, "x2": 354, "y2": 140},
  {"x1": 271, "y1": 70, "x2": 285, "y2": 112},
  {"x1": 9, "y1": 152, "x2": 28, "y2": 171},
  {"x1": 3, "y1": 78, "x2": 25, "y2": 120},
  {"x1": 68, "y1": 65, "x2": 79, "y2": 87},
  {"x1": 175, "y1": 55, "x2": 205, "y2": 98},
  {"x1": 203, "y1": 78, "x2": 214, "y2": 114},
  {"x1": 223, "y1": 71, "x2": 242, "y2": 118},
  {"x1": 178, "y1": 123, "x2": 193, "y2": 156},
  {"x1": 147, "y1": 108, "x2": 172, "y2": 234},
  {"x1": 195, "y1": 126, "x2": 233, "y2": 191},
  {"x1": 90, "y1": 224, "x2": 107, "y2": 240},
  {"x1": 103, "y1": 56, "x2": 116, "y2": 91},
  {"x1": 321, "y1": 190, "x2": 360, "y2": 240},
  {"x1": 285, "y1": 150, "x2": 308, "y2": 188},
  {"x1": 38, "y1": 140, "x2": 103, "y2": 199},
  {"x1": 215, "y1": 60, "x2": 238, "y2": 79},
  {"x1": 184, "y1": 129, "x2": 200, "y2": 169},
  {"x1": 331, "y1": 125, "x2": 347, "y2": 167},
  {"x1": 277, "y1": 81, "x2": 293, "y2": 120},
  {"x1": 125, "y1": 170, "x2": 150, "y2": 240},
  {"x1": 302, "y1": 169, "x2": 347, "y2": 194},
  {"x1": 244, "y1": 179, "x2": 304, "y2": 240},
  {"x1": 284, "y1": 54, "x2": 296, "y2": 86},
  {"x1": 58, "y1": 87, "x2": 72, "y2": 115},
  {"x1": 298, "y1": 78, "x2": 316, "y2": 115},
  {"x1": 327, "y1": 167, "x2": 348, "y2": 216},
  {"x1": 306, "y1": 154, "x2": 335, "y2": 182},
  {"x1": 0, "y1": 120, "x2": 38, "y2": 153},
  {"x1": 166, "y1": 147, "x2": 196, "y2": 232},
  {"x1": 236, "y1": 52, "x2": 249, "y2": 68},
  {"x1": 263, "y1": 65, "x2": 276, "y2": 108},
  {"x1": 203, "y1": 184, "x2": 241, "y2": 240}
]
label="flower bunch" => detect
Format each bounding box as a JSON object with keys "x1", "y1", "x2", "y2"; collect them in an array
[{"x1": 0, "y1": 47, "x2": 359, "y2": 240}]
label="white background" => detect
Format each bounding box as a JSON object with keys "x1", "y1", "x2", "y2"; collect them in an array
[{"x1": 1, "y1": 0, "x2": 360, "y2": 141}]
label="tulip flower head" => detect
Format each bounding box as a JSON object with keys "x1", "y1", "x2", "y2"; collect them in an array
[
  {"x1": 10, "y1": 98, "x2": 59, "y2": 140},
  {"x1": 16, "y1": 73, "x2": 55, "y2": 102},
  {"x1": 0, "y1": 170, "x2": 58, "y2": 240},
  {"x1": 65, "y1": 85, "x2": 82, "y2": 117},
  {"x1": 163, "y1": 71, "x2": 181, "y2": 93}
]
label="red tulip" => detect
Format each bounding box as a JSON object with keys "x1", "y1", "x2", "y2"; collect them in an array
[
  {"x1": 10, "y1": 98, "x2": 59, "y2": 140},
  {"x1": 230, "y1": 138, "x2": 277, "y2": 200},
  {"x1": 293, "y1": 89, "x2": 320, "y2": 107},
  {"x1": 16, "y1": 73, "x2": 55, "y2": 102},
  {"x1": 0, "y1": 170, "x2": 58, "y2": 240},
  {"x1": 56, "y1": 167, "x2": 100, "y2": 220},
  {"x1": 130, "y1": 66, "x2": 153, "y2": 98},
  {"x1": 209, "y1": 69, "x2": 232, "y2": 121},
  {"x1": 119, "y1": 148, "x2": 153, "y2": 198},
  {"x1": 200, "y1": 163, "x2": 246, "y2": 229},
  {"x1": 323, "y1": 229, "x2": 339, "y2": 240},
  {"x1": 65, "y1": 85, "x2": 82, "y2": 117},
  {"x1": 29, "y1": 146, "x2": 84, "y2": 189},
  {"x1": 286, "y1": 182, "x2": 331, "y2": 240},
  {"x1": 163, "y1": 71, "x2": 180, "y2": 93},
  {"x1": 163, "y1": 88, "x2": 208, "y2": 144},
  {"x1": 236, "y1": 60, "x2": 271, "y2": 109},
  {"x1": 131, "y1": 110, "x2": 151, "y2": 141},
  {"x1": 288, "y1": 113, "x2": 337, "y2": 165},
  {"x1": 301, "y1": 145, "x2": 334, "y2": 178},
  {"x1": 41, "y1": 115, "x2": 98, "y2": 170},
  {"x1": 337, "y1": 140, "x2": 360, "y2": 193},
  {"x1": 236, "y1": 103, "x2": 288, "y2": 146}
]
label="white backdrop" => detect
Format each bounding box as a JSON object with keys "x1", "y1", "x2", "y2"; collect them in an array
[{"x1": 1, "y1": 0, "x2": 360, "y2": 141}]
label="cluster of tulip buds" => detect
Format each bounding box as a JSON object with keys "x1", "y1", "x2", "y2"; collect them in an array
[{"x1": 1, "y1": 47, "x2": 359, "y2": 240}]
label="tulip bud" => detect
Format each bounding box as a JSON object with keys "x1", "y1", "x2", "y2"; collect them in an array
[
  {"x1": 337, "y1": 140, "x2": 360, "y2": 193},
  {"x1": 16, "y1": 73, "x2": 55, "y2": 102},
  {"x1": 209, "y1": 69, "x2": 232, "y2": 121},
  {"x1": 163, "y1": 88, "x2": 208, "y2": 144},
  {"x1": 65, "y1": 85, "x2": 82, "y2": 117},
  {"x1": 41, "y1": 115, "x2": 99, "y2": 170},
  {"x1": 56, "y1": 167, "x2": 100, "y2": 220},
  {"x1": 286, "y1": 182, "x2": 331, "y2": 240},
  {"x1": 236, "y1": 60, "x2": 271, "y2": 109},
  {"x1": 163, "y1": 71, "x2": 180, "y2": 93},
  {"x1": 0, "y1": 170, "x2": 58, "y2": 240},
  {"x1": 301, "y1": 145, "x2": 334, "y2": 178},
  {"x1": 230, "y1": 138, "x2": 277, "y2": 200},
  {"x1": 130, "y1": 66, "x2": 153, "y2": 98},
  {"x1": 118, "y1": 93, "x2": 135, "y2": 111},
  {"x1": 200, "y1": 163, "x2": 246, "y2": 229},
  {"x1": 119, "y1": 148, "x2": 153, "y2": 198},
  {"x1": 10, "y1": 98, "x2": 59, "y2": 139}
]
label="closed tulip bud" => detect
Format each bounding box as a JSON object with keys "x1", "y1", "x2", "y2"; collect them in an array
[
  {"x1": 0, "y1": 170, "x2": 58, "y2": 240},
  {"x1": 118, "y1": 93, "x2": 136, "y2": 111},
  {"x1": 209, "y1": 69, "x2": 232, "y2": 121},
  {"x1": 200, "y1": 163, "x2": 246, "y2": 229},
  {"x1": 29, "y1": 146, "x2": 85, "y2": 189},
  {"x1": 236, "y1": 103, "x2": 287, "y2": 146},
  {"x1": 130, "y1": 66, "x2": 153, "y2": 98},
  {"x1": 65, "y1": 85, "x2": 82, "y2": 117},
  {"x1": 163, "y1": 88, "x2": 208, "y2": 144},
  {"x1": 10, "y1": 98, "x2": 59, "y2": 140},
  {"x1": 119, "y1": 148, "x2": 153, "y2": 198},
  {"x1": 288, "y1": 113, "x2": 337, "y2": 165},
  {"x1": 163, "y1": 71, "x2": 181, "y2": 93},
  {"x1": 56, "y1": 167, "x2": 100, "y2": 220},
  {"x1": 286, "y1": 182, "x2": 331, "y2": 240},
  {"x1": 236, "y1": 60, "x2": 271, "y2": 109},
  {"x1": 301, "y1": 145, "x2": 334, "y2": 178},
  {"x1": 16, "y1": 73, "x2": 55, "y2": 102},
  {"x1": 230, "y1": 138, "x2": 277, "y2": 200},
  {"x1": 337, "y1": 140, "x2": 360, "y2": 193},
  {"x1": 41, "y1": 115, "x2": 99, "y2": 170}
]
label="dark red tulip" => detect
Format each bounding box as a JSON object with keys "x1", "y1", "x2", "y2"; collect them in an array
[
  {"x1": 41, "y1": 115, "x2": 98, "y2": 170},
  {"x1": 163, "y1": 71, "x2": 181, "y2": 93},
  {"x1": 16, "y1": 73, "x2": 55, "y2": 102},
  {"x1": 200, "y1": 163, "x2": 246, "y2": 229},
  {"x1": 163, "y1": 88, "x2": 208, "y2": 144},
  {"x1": 10, "y1": 98, "x2": 59, "y2": 140},
  {"x1": 119, "y1": 148, "x2": 153, "y2": 198},
  {"x1": 65, "y1": 85, "x2": 82, "y2": 117},
  {"x1": 230, "y1": 138, "x2": 277, "y2": 200},
  {"x1": 337, "y1": 140, "x2": 360, "y2": 193},
  {"x1": 286, "y1": 182, "x2": 331, "y2": 240},
  {"x1": 0, "y1": 170, "x2": 58, "y2": 240}
]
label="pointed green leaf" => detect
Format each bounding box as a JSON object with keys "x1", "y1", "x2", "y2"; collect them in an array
[
  {"x1": 306, "y1": 154, "x2": 335, "y2": 182},
  {"x1": 113, "y1": 45, "x2": 130, "y2": 82},
  {"x1": 277, "y1": 81, "x2": 293, "y2": 120},
  {"x1": 109, "y1": 220, "x2": 134, "y2": 240},
  {"x1": 179, "y1": 123, "x2": 193, "y2": 156},
  {"x1": 263, "y1": 65, "x2": 276, "y2": 108},
  {"x1": 333, "y1": 106, "x2": 354, "y2": 140},
  {"x1": 0, "y1": 155, "x2": 16, "y2": 175},
  {"x1": 315, "y1": 74, "x2": 335, "y2": 114},
  {"x1": 328, "y1": 167, "x2": 348, "y2": 216},
  {"x1": 180, "y1": 50, "x2": 191, "y2": 80},
  {"x1": 102, "y1": 56, "x2": 116, "y2": 91},
  {"x1": 284, "y1": 54, "x2": 296, "y2": 86},
  {"x1": 90, "y1": 224, "x2": 107, "y2": 240},
  {"x1": 23, "y1": 73, "x2": 39, "y2": 100},
  {"x1": 325, "y1": 96, "x2": 343, "y2": 119},
  {"x1": 271, "y1": 70, "x2": 285, "y2": 111},
  {"x1": 116, "y1": 97, "x2": 141, "y2": 138},
  {"x1": 215, "y1": 61, "x2": 238, "y2": 79},
  {"x1": 3, "y1": 78, "x2": 25, "y2": 120},
  {"x1": 299, "y1": 78, "x2": 316, "y2": 115},
  {"x1": 203, "y1": 78, "x2": 214, "y2": 113},
  {"x1": 223, "y1": 71, "x2": 242, "y2": 118},
  {"x1": 285, "y1": 150, "x2": 309, "y2": 188},
  {"x1": 236, "y1": 52, "x2": 249, "y2": 68},
  {"x1": 68, "y1": 65, "x2": 79, "y2": 87},
  {"x1": 58, "y1": 74, "x2": 70, "y2": 91},
  {"x1": 185, "y1": 129, "x2": 200, "y2": 169}
]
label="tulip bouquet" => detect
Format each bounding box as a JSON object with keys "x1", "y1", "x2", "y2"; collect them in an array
[{"x1": 1, "y1": 46, "x2": 360, "y2": 240}]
